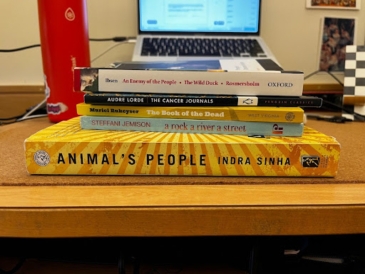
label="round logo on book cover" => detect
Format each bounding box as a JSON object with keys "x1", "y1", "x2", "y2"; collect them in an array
[
  {"x1": 34, "y1": 150, "x2": 50, "y2": 166},
  {"x1": 285, "y1": 112, "x2": 296, "y2": 121}
]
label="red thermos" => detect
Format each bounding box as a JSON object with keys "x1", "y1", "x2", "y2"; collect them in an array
[{"x1": 37, "y1": 0, "x2": 90, "y2": 122}]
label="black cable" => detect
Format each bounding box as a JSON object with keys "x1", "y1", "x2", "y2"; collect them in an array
[
  {"x1": 0, "y1": 114, "x2": 25, "y2": 121},
  {"x1": 0, "y1": 114, "x2": 48, "y2": 126},
  {"x1": 321, "y1": 98, "x2": 365, "y2": 121},
  {"x1": 304, "y1": 69, "x2": 344, "y2": 86},
  {"x1": 90, "y1": 36, "x2": 136, "y2": 42},
  {"x1": 0, "y1": 36, "x2": 136, "y2": 125},
  {"x1": 0, "y1": 120, "x2": 18, "y2": 126},
  {"x1": 304, "y1": 69, "x2": 365, "y2": 121},
  {"x1": 0, "y1": 36, "x2": 136, "y2": 52},
  {"x1": 89, "y1": 38, "x2": 115, "y2": 42},
  {"x1": 0, "y1": 113, "x2": 25, "y2": 125},
  {"x1": 0, "y1": 116, "x2": 43, "y2": 126},
  {"x1": 0, "y1": 44, "x2": 40, "y2": 52},
  {"x1": 326, "y1": 71, "x2": 344, "y2": 86},
  {"x1": 304, "y1": 70, "x2": 322, "y2": 81},
  {"x1": 0, "y1": 258, "x2": 26, "y2": 274}
]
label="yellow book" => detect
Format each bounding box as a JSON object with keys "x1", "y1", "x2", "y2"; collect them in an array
[
  {"x1": 24, "y1": 117, "x2": 340, "y2": 177},
  {"x1": 76, "y1": 103, "x2": 304, "y2": 123}
]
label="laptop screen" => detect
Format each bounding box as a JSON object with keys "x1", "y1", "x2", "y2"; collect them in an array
[{"x1": 138, "y1": 0, "x2": 261, "y2": 35}]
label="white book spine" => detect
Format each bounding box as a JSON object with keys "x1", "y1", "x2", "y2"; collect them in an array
[{"x1": 95, "y1": 69, "x2": 303, "y2": 96}]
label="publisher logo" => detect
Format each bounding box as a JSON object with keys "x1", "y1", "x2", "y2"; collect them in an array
[
  {"x1": 268, "y1": 82, "x2": 293, "y2": 87},
  {"x1": 285, "y1": 112, "x2": 295, "y2": 121},
  {"x1": 272, "y1": 124, "x2": 283, "y2": 134},
  {"x1": 34, "y1": 150, "x2": 50, "y2": 166},
  {"x1": 241, "y1": 98, "x2": 254, "y2": 105},
  {"x1": 301, "y1": 155, "x2": 320, "y2": 168}
]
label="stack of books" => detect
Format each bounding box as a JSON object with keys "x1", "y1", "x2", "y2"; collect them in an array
[
  {"x1": 75, "y1": 59, "x2": 320, "y2": 137},
  {"x1": 24, "y1": 59, "x2": 341, "y2": 177}
]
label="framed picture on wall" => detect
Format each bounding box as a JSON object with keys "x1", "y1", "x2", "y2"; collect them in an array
[
  {"x1": 318, "y1": 16, "x2": 357, "y2": 72},
  {"x1": 306, "y1": 0, "x2": 360, "y2": 10}
]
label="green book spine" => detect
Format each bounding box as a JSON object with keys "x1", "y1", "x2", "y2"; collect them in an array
[{"x1": 80, "y1": 116, "x2": 304, "y2": 136}]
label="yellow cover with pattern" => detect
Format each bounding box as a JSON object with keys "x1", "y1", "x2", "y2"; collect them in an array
[
  {"x1": 24, "y1": 117, "x2": 340, "y2": 177},
  {"x1": 76, "y1": 103, "x2": 304, "y2": 123}
]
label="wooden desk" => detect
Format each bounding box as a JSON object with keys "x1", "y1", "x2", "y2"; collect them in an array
[{"x1": 0, "y1": 117, "x2": 364, "y2": 238}]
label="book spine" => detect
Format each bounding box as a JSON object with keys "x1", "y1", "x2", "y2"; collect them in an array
[
  {"x1": 84, "y1": 93, "x2": 323, "y2": 107},
  {"x1": 80, "y1": 116, "x2": 304, "y2": 137},
  {"x1": 76, "y1": 103, "x2": 305, "y2": 123},
  {"x1": 74, "y1": 68, "x2": 304, "y2": 96},
  {"x1": 25, "y1": 132, "x2": 340, "y2": 177}
]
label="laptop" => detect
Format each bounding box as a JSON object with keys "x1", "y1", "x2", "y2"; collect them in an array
[{"x1": 132, "y1": 0, "x2": 278, "y2": 62}]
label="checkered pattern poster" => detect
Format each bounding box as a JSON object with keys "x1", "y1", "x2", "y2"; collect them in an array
[{"x1": 344, "y1": 45, "x2": 365, "y2": 117}]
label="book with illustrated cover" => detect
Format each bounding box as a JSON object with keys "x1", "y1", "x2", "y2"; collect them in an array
[
  {"x1": 76, "y1": 103, "x2": 305, "y2": 123},
  {"x1": 80, "y1": 116, "x2": 304, "y2": 137},
  {"x1": 24, "y1": 117, "x2": 340, "y2": 177},
  {"x1": 84, "y1": 93, "x2": 323, "y2": 108},
  {"x1": 74, "y1": 59, "x2": 304, "y2": 96}
]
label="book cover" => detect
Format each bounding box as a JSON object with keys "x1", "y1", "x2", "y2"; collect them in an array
[
  {"x1": 74, "y1": 59, "x2": 304, "y2": 96},
  {"x1": 80, "y1": 116, "x2": 304, "y2": 137},
  {"x1": 24, "y1": 117, "x2": 340, "y2": 177},
  {"x1": 76, "y1": 103, "x2": 305, "y2": 123},
  {"x1": 84, "y1": 93, "x2": 323, "y2": 108}
]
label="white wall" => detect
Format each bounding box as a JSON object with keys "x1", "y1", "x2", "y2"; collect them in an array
[
  {"x1": 261, "y1": 0, "x2": 365, "y2": 74},
  {"x1": 0, "y1": 0, "x2": 137, "y2": 86},
  {"x1": 0, "y1": 0, "x2": 364, "y2": 85}
]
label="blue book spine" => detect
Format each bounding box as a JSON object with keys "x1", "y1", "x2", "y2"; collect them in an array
[{"x1": 80, "y1": 116, "x2": 304, "y2": 137}]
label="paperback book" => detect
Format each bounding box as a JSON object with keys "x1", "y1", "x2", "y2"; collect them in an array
[
  {"x1": 24, "y1": 117, "x2": 340, "y2": 177},
  {"x1": 76, "y1": 103, "x2": 305, "y2": 123},
  {"x1": 74, "y1": 59, "x2": 304, "y2": 96},
  {"x1": 84, "y1": 93, "x2": 323, "y2": 107},
  {"x1": 80, "y1": 116, "x2": 304, "y2": 137}
]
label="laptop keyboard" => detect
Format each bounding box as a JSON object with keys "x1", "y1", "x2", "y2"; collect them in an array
[{"x1": 141, "y1": 37, "x2": 267, "y2": 57}]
